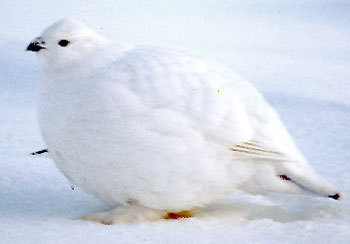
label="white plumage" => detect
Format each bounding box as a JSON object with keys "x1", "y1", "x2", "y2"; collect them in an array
[{"x1": 27, "y1": 19, "x2": 341, "y2": 224}]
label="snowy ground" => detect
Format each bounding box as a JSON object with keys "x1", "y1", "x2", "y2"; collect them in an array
[{"x1": 1, "y1": 1, "x2": 350, "y2": 243}]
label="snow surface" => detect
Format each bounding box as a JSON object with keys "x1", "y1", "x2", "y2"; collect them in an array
[{"x1": 1, "y1": 1, "x2": 350, "y2": 243}]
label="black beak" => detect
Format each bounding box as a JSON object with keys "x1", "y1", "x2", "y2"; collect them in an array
[
  {"x1": 26, "y1": 41, "x2": 45, "y2": 52},
  {"x1": 328, "y1": 193, "x2": 341, "y2": 200}
]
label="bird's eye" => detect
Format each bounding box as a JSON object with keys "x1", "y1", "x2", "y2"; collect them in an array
[{"x1": 58, "y1": 39, "x2": 70, "y2": 47}]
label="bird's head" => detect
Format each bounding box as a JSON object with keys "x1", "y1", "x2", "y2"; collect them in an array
[{"x1": 26, "y1": 18, "x2": 107, "y2": 72}]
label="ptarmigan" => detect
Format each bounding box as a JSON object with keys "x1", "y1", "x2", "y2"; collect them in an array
[{"x1": 27, "y1": 19, "x2": 341, "y2": 224}]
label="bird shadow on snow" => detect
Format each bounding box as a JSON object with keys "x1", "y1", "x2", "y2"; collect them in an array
[{"x1": 3, "y1": 182, "x2": 349, "y2": 224}]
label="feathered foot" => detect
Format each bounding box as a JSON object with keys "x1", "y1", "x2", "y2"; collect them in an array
[{"x1": 81, "y1": 204, "x2": 197, "y2": 224}]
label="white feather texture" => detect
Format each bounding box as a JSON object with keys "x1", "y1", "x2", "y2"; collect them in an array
[{"x1": 28, "y1": 19, "x2": 340, "y2": 222}]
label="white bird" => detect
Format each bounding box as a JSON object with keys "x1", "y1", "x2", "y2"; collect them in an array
[{"x1": 27, "y1": 19, "x2": 341, "y2": 224}]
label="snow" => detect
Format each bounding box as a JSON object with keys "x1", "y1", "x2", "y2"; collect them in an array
[{"x1": 1, "y1": 1, "x2": 350, "y2": 243}]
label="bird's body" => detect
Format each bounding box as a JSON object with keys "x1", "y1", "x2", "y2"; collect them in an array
[{"x1": 28, "y1": 19, "x2": 340, "y2": 224}]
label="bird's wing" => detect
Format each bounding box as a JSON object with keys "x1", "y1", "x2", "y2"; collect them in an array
[
  {"x1": 230, "y1": 140, "x2": 290, "y2": 161},
  {"x1": 111, "y1": 48, "x2": 302, "y2": 162}
]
